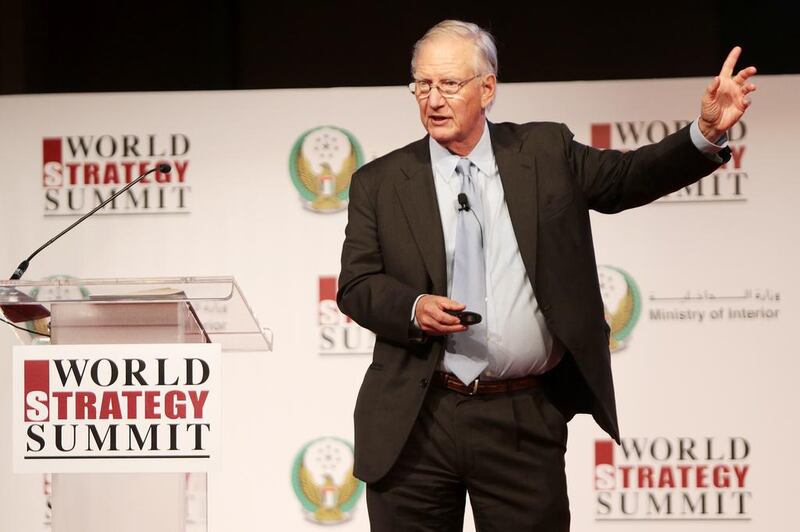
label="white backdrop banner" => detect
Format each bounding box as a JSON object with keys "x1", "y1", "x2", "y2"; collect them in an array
[{"x1": 1, "y1": 74, "x2": 797, "y2": 531}]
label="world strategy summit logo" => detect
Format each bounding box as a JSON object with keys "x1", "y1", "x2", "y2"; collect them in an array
[
  {"x1": 41, "y1": 133, "x2": 192, "y2": 215},
  {"x1": 594, "y1": 436, "x2": 752, "y2": 521}
]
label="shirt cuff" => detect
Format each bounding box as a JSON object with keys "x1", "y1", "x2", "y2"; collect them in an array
[
  {"x1": 410, "y1": 294, "x2": 426, "y2": 329},
  {"x1": 690, "y1": 119, "x2": 728, "y2": 155}
]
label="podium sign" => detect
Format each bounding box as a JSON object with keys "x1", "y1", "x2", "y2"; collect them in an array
[{"x1": 13, "y1": 343, "x2": 221, "y2": 473}]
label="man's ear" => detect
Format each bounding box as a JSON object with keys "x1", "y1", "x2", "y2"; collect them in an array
[{"x1": 480, "y1": 74, "x2": 497, "y2": 110}]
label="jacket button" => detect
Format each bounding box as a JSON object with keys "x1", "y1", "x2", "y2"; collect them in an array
[{"x1": 419, "y1": 378, "x2": 428, "y2": 388}]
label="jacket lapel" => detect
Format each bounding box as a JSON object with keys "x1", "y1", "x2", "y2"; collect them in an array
[
  {"x1": 490, "y1": 123, "x2": 539, "y2": 287},
  {"x1": 394, "y1": 138, "x2": 447, "y2": 295}
]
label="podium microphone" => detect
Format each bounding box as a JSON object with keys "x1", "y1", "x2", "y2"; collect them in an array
[
  {"x1": 10, "y1": 163, "x2": 171, "y2": 281},
  {"x1": 1, "y1": 164, "x2": 170, "y2": 326}
]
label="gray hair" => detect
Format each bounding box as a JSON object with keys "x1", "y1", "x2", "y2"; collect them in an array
[{"x1": 411, "y1": 20, "x2": 498, "y2": 77}]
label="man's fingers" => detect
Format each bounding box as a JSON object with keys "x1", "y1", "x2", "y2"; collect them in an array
[
  {"x1": 432, "y1": 298, "x2": 464, "y2": 324},
  {"x1": 434, "y1": 309, "x2": 462, "y2": 326},
  {"x1": 420, "y1": 298, "x2": 470, "y2": 334},
  {"x1": 419, "y1": 317, "x2": 467, "y2": 335},
  {"x1": 742, "y1": 83, "x2": 757, "y2": 95},
  {"x1": 706, "y1": 76, "x2": 721, "y2": 98},
  {"x1": 719, "y1": 46, "x2": 741, "y2": 78},
  {"x1": 423, "y1": 323, "x2": 468, "y2": 335},
  {"x1": 440, "y1": 300, "x2": 466, "y2": 312},
  {"x1": 733, "y1": 65, "x2": 757, "y2": 84},
  {"x1": 415, "y1": 295, "x2": 470, "y2": 335}
]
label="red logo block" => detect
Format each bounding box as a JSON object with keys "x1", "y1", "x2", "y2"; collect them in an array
[
  {"x1": 594, "y1": 439, "x2": 615, "y2": 490},
  {"x1": 319, "y1": 276, "x2": 351, "y2": 324},
  {"x1": 42, "y1": 137, "x2": 63, "y2": 187},
  {"x1": 24, "y1": 360, "x2": 49, "y2": 422},
  {"x1": 319, "y1": 276, "x2": 338, "y2": 304},
  {"x1": 591, "y1": 124, "x2": 612, "y2": 149}
]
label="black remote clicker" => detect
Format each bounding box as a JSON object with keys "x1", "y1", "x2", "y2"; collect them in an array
[{"x1": 445, "y1": 309, "x2": 483, "y2": 325}]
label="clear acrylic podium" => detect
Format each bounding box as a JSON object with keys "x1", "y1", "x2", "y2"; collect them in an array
[{"x1": 2, "y1": 276, "x2": 271, "y2": 532}]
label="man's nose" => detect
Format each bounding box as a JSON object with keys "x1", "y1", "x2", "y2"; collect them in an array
[{"x1": 428, "y1": 86, "x2": 446, "y2": 108}]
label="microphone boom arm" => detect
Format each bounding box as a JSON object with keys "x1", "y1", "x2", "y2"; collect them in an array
[{"x1": 10, "y1": 163, "x2": 171, "y2": 280}]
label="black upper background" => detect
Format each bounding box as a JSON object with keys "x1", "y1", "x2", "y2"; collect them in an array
[{"x1": 0, "y1": 1, "x2": 798, "y2": 95}]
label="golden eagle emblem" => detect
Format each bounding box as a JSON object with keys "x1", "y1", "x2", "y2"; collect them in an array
[
  {"x1": 289, "y1": 126, "x2": 363, "y2": 213},
  {"x1": 299, "y1": 466, "x2": 361, "y2": 523},
  {"x1": 291, "y1": 437, "x2": 364, "y2": 524},
  {"x1": 605, "y1": 285, "x2": 635, "y2": 351},
  {"x1": 598, "y1": 265, "x2": 642, "y2": 352}
]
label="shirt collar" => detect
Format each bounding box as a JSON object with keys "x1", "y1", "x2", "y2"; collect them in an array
[{"x1": 429, "y1": 121, "x2": 494, "y2": 182}]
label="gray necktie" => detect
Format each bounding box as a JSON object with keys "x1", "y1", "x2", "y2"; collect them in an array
[{"x1": 444, "y1": 158, "x2": 489, "y2": 385}]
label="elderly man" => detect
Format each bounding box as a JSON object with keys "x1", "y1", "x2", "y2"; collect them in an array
[{"x1": 338, "y1": 19, "x2": 755, "y2": 531}]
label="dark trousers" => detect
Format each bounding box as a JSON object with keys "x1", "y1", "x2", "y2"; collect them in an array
[{"x1": 366, "y1": 384, "x2": 570, "y2": 532}]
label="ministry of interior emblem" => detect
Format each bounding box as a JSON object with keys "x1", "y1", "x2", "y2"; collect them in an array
[
  {"x1": 597, "y1": 265, "x2": 642, "y2": 352},
  {"x1": 289, "y1": 126, "x2": 363, "y2": 213},
  {"x1": 291, "y1": 436, "x2": 364, "y2": 524}
]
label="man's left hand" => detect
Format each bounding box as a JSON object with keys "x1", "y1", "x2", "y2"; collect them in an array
[{"x1": 699, "y1": 46, "x2": 757, "y2": 142}]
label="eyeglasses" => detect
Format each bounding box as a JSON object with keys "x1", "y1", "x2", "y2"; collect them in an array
[{"x1": 408, "y1": 74, "x2": 482, "y2": 98}]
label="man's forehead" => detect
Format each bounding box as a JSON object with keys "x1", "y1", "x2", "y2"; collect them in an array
[{"x1": 415, "y1": 36, "x2": 475, "y2": 76}]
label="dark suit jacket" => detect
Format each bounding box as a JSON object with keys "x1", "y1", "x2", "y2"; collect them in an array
[{"x1": 337, "y1": 121, "x2": 725, "y2": 484}]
